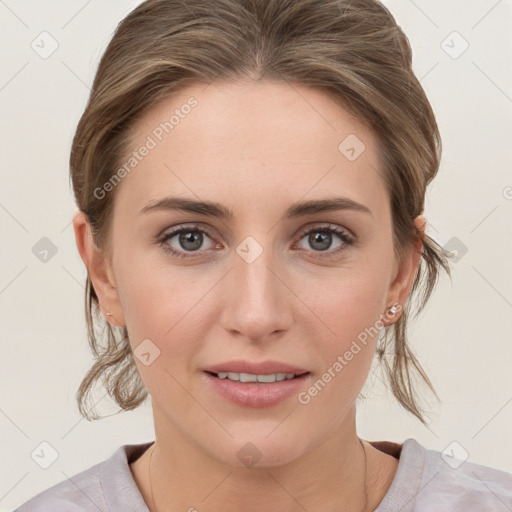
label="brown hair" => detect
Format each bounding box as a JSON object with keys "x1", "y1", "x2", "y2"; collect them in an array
[{"x1": 71, "y1": 0, "x2": 454, "y2": 424}]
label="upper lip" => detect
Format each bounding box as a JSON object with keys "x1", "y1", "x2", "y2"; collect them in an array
[{"x1": 203, "y1": 360, "x2": 309, "y2": 375}]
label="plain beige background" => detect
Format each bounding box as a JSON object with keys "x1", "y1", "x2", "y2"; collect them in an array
[{"x1": 1, "y1": 1, "x2": 511, "y2": 510}]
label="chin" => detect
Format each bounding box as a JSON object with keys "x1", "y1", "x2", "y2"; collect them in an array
[{"x1": 201, "y1": 429, "x2": 313, "y2": 469}]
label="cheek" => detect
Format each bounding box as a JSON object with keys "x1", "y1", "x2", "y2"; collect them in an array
[
  {"x1": 303, "y1": 265, "x2": 391, "y2": 390},
  {"x1": 114, "y1": 253, "x2": 216, "y2": 378},
  {"x1": 118, "y1": 268, "x2": 204, "y2": 404},
  {"x1": 114, "y1": 241, "x2": 190, "y2": 331},
  {"x1": 302, "y1": 260, "x2": 391, "y2": 338}
]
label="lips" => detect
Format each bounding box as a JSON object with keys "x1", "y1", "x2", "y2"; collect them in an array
[
  {"x1": 203, "y1": 370, "x2": 311, "y2": 407},
  {"x1": 203, "y1": 359, "x2": 310, "y2": 376}
]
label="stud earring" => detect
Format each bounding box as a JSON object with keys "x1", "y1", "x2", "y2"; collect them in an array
[
  {"x1": 106, "y1": 311, "x2": 113, "y2": 316},
  {"x1": 387, "y1": 304, "x2": 400, "y2": 315}
]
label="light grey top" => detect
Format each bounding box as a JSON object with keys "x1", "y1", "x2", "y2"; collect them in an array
[{"x1": 14, "y1": 438, "x2": 512, "y2": 511}]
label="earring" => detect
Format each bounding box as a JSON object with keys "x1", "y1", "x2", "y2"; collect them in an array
[
  {"x1": 382, "y1": 304, "x2": 401, "y2": 326},
  {"x1": 387, "y1": 304, "x2": 400, "y2": 315},
  {"x1": 101, "y1": 305, "x2": 113, "y2": 317}
]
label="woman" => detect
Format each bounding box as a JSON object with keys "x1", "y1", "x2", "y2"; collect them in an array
[{"x1": 15, "y1": 0, "x2": 512, "y2": 510}]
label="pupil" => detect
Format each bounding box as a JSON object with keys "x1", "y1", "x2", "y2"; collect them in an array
[
  {"x1": 310, "y1": 231, "x2": 331, "y2": 251},
  {"x1": 180, "y1": 231, "x2": 202, "y2": 251}
]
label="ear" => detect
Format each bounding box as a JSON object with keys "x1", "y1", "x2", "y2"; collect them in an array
[
  {"x1": 382, "y1": 215, "x2": 426, "y2": 326},
  {"x1": 72, "y1": 209, "x2": 126, "y2": 327}
]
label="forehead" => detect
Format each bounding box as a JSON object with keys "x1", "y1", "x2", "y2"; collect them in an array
[{"x1": 114, "y1": 79, "x2": 388, "y2": 219}]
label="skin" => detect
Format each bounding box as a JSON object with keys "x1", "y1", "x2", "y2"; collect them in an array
[{"x1": 74, "y1": 79, "x2": 425, "y2": 512}]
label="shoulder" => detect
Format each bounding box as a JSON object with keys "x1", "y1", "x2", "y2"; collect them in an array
[
  {"x1": 375, "y1": 438, "x2": 512, "y2": 511},
  {"x1": 14, "y1": 460, "x2": 104, "y2": 512},
  {"x1": 419, "y1": 440, "x2": 512, "y2": 509},
  {"x1": 14, "y1": 442, "x2": 153, "y2": 511}
]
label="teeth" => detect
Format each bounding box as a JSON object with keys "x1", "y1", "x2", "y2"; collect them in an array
[{"x1": 216, "y1": 372, "x2": 298, "y2": 382}]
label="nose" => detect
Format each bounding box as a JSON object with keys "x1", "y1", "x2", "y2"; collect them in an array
[{"x1": 218, "y1": 238, "x2": 294, "y2": 342}]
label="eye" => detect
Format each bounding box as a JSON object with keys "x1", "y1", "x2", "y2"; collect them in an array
[
  {"x1": 159, "y1": 225, "x2": 219, "y2": 259},
  {"x1": 293, "y1": 224, "x2": 354, "y2": 258},
  {"x1": 158, "y1": 223, "x2": 354, "y2": 260}
]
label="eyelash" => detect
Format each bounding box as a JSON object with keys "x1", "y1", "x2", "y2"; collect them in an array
[{"x1": 158, "y1": 224, "x2": 354, "y2": 260}]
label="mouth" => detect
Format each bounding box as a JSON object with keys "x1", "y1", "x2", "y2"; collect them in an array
[
  {"x1": 203, "y1": 370, "x2": 311, "y2": 407},
  {"x1": 204, "y1": 370, "x2": 310, "y2": 383}
]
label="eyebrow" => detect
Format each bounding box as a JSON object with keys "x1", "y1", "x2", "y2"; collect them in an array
[{"x1": 139, "y1": 196, "x2": 373, "y2": 220}]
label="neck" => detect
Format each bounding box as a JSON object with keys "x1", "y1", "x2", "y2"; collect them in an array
[{"x1": 140, "y1": 405, "x2": 374, "y2": 512}]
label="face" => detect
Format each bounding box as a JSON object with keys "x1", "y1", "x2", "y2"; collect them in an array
[{"x1": 79, "y1": 79, "x2": 421, "y2": 467}]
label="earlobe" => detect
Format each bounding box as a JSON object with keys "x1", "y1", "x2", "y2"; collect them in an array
[
  {"x1": 72, "y1": 209, "x2": 126, "y2": 327},
  {"x1": 382, "y1": 215, "x2": 425, "y2": 325}
]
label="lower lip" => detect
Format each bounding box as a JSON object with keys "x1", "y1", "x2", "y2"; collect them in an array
[{"x1": 203, "y1": 371, "x2": 310, "y2": 408}]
